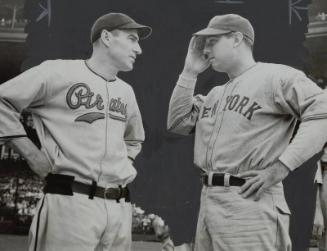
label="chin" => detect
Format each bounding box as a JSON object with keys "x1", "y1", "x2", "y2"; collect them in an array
[
  {"x1": 211, "y1": 64, "x2": 224, "y2": 73},
  {"x1": 120, "y1": 64, "x2": 134, "y2": 72}
]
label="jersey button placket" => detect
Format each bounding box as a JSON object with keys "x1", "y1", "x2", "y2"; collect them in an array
[
  {"x1": 98, "y1": 80, "x2": 110, "y2": 183},
  {"x1": 206, "y1": 82, "x2": 233, "y2": 171}
]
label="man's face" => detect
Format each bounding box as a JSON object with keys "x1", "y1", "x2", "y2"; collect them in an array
[
  {"x1": 108, "y1": 29, "x2": 142, "y2": 72},
  {"x1": 203, "y1": 33, "x2": 234, "y2": 72}
]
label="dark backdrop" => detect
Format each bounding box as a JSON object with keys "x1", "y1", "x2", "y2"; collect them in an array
[{"x1": 2, "y1": 0, "x2": 319, "y2": 250}]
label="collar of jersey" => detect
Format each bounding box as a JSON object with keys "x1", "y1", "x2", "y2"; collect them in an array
[{"x1": 84, "y1": 60, "x2": 117, "y2": 82}]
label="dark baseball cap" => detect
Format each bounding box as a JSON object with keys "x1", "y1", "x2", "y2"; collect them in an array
[
  {"x1": 91, "y1": 13, "x2": 152, "y2": 43},
  {"x1": 193, "y1": 14, "x2": 254, "y2": 44}
]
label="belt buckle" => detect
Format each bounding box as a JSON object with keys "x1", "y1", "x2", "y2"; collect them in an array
[
  {"x1": 104, "y1": 186, "x2": 119, "y2": 200},
  {"x1": 224, "y1": 173, "x2": 231, "y2": 188},
  {"x1": 104, "y1": 187, "x2": 111, "y2": 200},
  {"x1": 104, "y1": 186, "x2": 123, "y2": 202}
]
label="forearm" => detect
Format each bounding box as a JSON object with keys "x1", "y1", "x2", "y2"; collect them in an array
[
  {"x1": 8, "y1": 137, "x2": 51, "y2": 178},
  {"x1": 279, "y1": 119, "x2": 327, "y2": 171},
  {"x1": 167, "y1": 74, "x2": 198, "y2": 134},
  {"x1": 316, "y1": 184, "x2": 322, "y2": 210}
]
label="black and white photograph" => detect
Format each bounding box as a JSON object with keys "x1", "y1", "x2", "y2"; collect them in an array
[{"x1": 0, "y1": 0, "x2": 326, "y2": 250}]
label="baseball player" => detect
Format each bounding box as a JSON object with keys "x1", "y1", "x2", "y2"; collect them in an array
[
  {"x1": 167, "y1": 14, "x2": 327, "y2": 250},
  {"x1": 0, "y1": 13, "x2": 151, "y2": 251},
  {"x1": 313, "y1": 147, "x2": 327, "y2": 250}
]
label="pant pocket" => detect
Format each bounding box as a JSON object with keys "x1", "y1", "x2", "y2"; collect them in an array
[{"x1": 273, "y1": 195, "x2": 292, "y2": 251}]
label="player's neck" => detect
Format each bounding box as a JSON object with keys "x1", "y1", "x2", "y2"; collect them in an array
[
  {"x1": 87, "y1": 54, "x2": 118, "y2": 81},
  {"x1": 227, "y1": 55, "x2": 256, "y2": 80}
]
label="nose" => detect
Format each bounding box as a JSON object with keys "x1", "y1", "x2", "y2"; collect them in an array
[{"x1": 134, "y1": 42, "x2": 142, "y2": 55}]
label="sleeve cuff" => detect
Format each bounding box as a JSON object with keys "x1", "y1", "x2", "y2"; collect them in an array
[{"x1": 278, "y1": 156, "x2": 295, "y2": 171}]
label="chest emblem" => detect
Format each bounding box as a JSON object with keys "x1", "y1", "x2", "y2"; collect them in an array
[
  {"x1": 200, "y1": 94, "x2": 262, "y2": 121},
  {"x1": 66, "y1": 83, "x2": 127, "y2": 123}
]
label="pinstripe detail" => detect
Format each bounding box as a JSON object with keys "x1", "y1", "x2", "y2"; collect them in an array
[
  {"x1": 168, "y1": 110, "x2": 193, "y2": 131},
  {"x1": 34, "y1": 196, "x2": 46, "y2": 251}
]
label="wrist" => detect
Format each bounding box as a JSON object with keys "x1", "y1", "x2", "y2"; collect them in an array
[
  {"x1": 277, "y1": 159, "x2": 291, "y2": 172},
  {"x1": 181, "y1": 68, "x2": 199, "y2": 79}
]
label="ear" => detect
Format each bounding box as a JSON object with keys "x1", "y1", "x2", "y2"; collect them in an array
[
  {"x1": 233, "y1": 32, "x2": 244, "y2": 48},
  {"x1": 100, "y1": 29, "x2": 113, "y2": 47}
]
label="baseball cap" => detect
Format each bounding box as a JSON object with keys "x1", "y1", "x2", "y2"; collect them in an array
[
  {"x1": 193, "y1": 14, "x2": 254, "y2": 44},
  {"x1": 90, "y1": 13, "x2": 152, "y2": 43}
]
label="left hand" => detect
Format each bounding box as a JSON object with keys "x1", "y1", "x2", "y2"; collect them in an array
[
  {"x1": 312, "y1": 207, "x2": 324, "y2": 241},
  {"x1": 238, "y1": 161, "x2": 290, "y2": 200},
  {"x1": 312, "y1": 185, "x2": 325, "y2": 240}
]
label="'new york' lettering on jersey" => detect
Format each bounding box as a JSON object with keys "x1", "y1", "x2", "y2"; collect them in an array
[{"x1": 200, "y1": 94, "x2": 262, "y2": 121}]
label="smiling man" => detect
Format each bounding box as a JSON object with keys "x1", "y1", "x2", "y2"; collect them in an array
[
  {"x1": 167, "y1": 14, "x2": 327, "y2": 251},
  {"x1": 0, "y1": 12, "x2": 151, "y2": 251}
]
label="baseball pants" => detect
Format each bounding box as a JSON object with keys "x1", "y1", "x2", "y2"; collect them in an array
[
  {"x1": 194, "y1": 184, "x2": 292, "y2": 251},
  {"x1": 28, "y1": 192, "x2": 132, "y2": 251}
]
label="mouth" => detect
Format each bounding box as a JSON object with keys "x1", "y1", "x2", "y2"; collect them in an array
[
  {"x1": 208, "y1": 57, "x2": 215, "y2": 63},
  {"x1": 129, "y1": 56, "x2": 136, "y2": 62}
]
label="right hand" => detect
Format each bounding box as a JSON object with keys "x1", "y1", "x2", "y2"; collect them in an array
[{"x1": 182, "y1": 36, "x2": 210, "y2": 78}]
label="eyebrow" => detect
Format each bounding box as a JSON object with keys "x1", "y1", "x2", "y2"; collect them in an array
[
  {"x1": 205, "y1": 37, "x2": 220, "y2": 43},
  {"x1": 206, "y1": 32, "x2": 234, "y2": 41},
  {"x1": 128, "y1": 34, "x2": 139, "y2": 41}
]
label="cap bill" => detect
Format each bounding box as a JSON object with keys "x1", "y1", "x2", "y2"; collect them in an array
[
  {"x1": 193, "y1": 27, "x2": 231, "y2": 36},
  {"x1": 120, "y1": 22, "x2": 152, "y2": 39}
]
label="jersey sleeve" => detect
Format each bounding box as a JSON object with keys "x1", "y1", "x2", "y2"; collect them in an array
[
  {"x1": 273, "y1": 69, "x2": 327, "y2": 170},
  {"x1": 167, "y1": 74, "x2": 205, "y2": 135},
  {"x1": 124, "y1": 88, "x2": 145, "y2": 161},
  {"x1": 0, "y1": 62, "x2": 49, "y2": 144}
]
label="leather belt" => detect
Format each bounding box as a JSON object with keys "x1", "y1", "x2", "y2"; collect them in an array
[
  {"x1": 43, "y1": 173, "x2": 130, "y2": 202},
  {"x1": 201, "y1": 173, "x2": 246, "y2": 187},
  {"x1": 72, "y1": 181, "x2": 130, "y2": 201}
]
